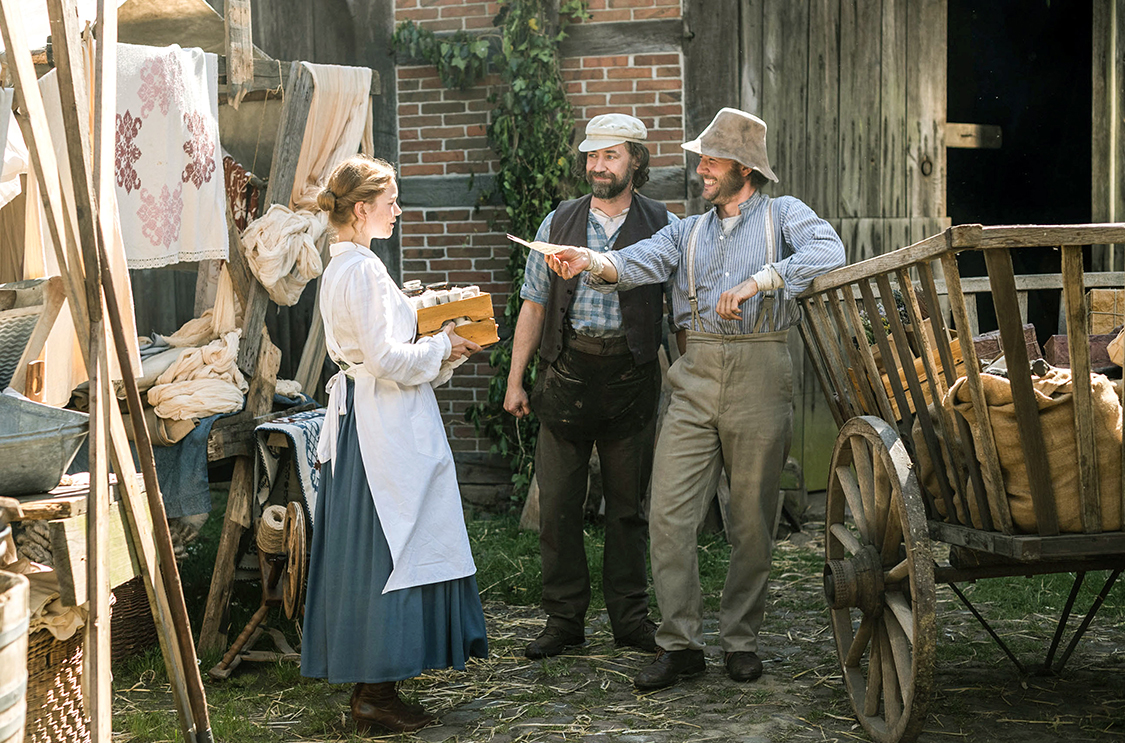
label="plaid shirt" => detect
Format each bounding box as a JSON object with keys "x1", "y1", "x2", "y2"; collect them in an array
[
  {"x1": 597, "y1": 192, "x2": 845, "y2": 335},
  {"x1": 521, "y1": 207, "x2": 680, "y2": 337}
]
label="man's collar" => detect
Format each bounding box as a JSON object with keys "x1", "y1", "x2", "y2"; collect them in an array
[{"x1": 736, "y1": 190, "x2": 765, "y2": 214}]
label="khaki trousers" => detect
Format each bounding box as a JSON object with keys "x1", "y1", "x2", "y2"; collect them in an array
[{"x1": 651, "y1": 330, "x2": 793, "y2": 653}]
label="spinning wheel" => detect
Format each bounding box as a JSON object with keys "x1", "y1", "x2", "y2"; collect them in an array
[
  {"x1": 209, "y1": 501, "x2": 309, "y2": 680},
  {"x1": 823, "y1": 416, "x2": 937, "y2": 743},
  {"x1": 282, "y1": 502, "x2": 307, "y2": 620}
]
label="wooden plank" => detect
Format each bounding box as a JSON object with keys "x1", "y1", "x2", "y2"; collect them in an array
[
  {"x1": 49, "y1": 498, "x2": 140, "y2": 606},
  {"x1": 796, "y1": 318, "x2": 846, "y2": 428},
  {"x1": 762, "y1": 0, "x2": 807, "y2": 197},
  {"x1": 559, "y1": 18, "x2": 683, "y2": 57},
  {"x1": 1092, "y1": 0, "x2": 1122, "y2": 268},
  {"x1": 740, "y1": 0, "x2": 763, "y2": 118},
  {"x1": 840, "y1": 284, "x2": 897, "y2": 423},
  {"x1": 882, "y1": 0, "x2": 907, "y2": 219},
  {"x1": 198, "y1": 333, "x2": 281, "y2": 654},
  {"x1": 824, "y1": 288, "x2": 879, "y2": 416},
  {"x1": 977, "y1": 224, "x2": 1125, "y2": 249},
  {"x1": 683, "y1": 0, "x2": 739, "y2": 214},
  {"x1": 1061, "y1": 246, "x2": 1101, "y2": 533},
  {"x1": 983, "y1": 248, "x2": 1059, "y2": 536},
  {"x1": 838, "y1": 0, "x2": 881, "y2": 218},
  {"x1": 905, "y1": 0, "x2": 946, "y2": 219},
  {"x1": 805, "y1": 292, "x2": 855, "y2": 421},
  {"x1": 858, "y1": 278, "x2": 913, "y2": 431},
  {"x1": 934, "y1": 272, "x2": 1125, "y2": 294},
  {"x1": 207, "y1": 404, "x2": 316, "y2": 461},
  {"x1": 944, "y1": 122, "x2": 1002, "y2": 149},
  {"x1": 803, "y1": 224, "x2": 981, "y2": 296},
  {"x1": 941, "y1": 252, "x2": 1008, "y2": 532},
  {"x1": 804, "y1": 0, "x2": 838, "y2": 217},
  {"x1": 9, "y1": 277, "x2": 65, "y2": 394},
  {"x1": 224, "y1": 0, "x2": 254, "y2": 108}
]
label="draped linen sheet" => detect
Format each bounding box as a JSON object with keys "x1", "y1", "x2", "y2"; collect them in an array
[{"x1": 116, "y1": 43, "x2": 228, "y2": 268}]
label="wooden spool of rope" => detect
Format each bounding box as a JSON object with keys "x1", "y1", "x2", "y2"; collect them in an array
[
  {"x1": 282, "y1": 503, "x2": 307, "y2": 620},
  {"x1": 255, "y1": 505, "x2": 287, "y2": 556}
]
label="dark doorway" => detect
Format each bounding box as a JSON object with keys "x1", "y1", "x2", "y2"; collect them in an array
[{"x1": 946, "y1": 0, "x2": 1092, "y2": 341}]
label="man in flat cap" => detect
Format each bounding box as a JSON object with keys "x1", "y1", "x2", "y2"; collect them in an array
[
  {"x1": 505, "y1": 113, "x2": 679, "y2": 659},
  {"x1": 545, "y1": 108, "x2": 845, "y2": 689}
]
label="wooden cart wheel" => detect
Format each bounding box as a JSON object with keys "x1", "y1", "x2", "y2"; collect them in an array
[
  {"x1": 824, "y1": 416, "x2": 936, "y2": 743},
  {"x1": 282, "y1": 502, "x2": 307, "y2": 620}
]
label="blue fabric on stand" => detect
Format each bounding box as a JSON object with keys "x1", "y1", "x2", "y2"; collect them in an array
[
  {"x1": 300, "y1": 378, "x2": 489, "y2": 683},
  {"x1": 69, "y1": 412, "x2": 226, "y2": 518}
]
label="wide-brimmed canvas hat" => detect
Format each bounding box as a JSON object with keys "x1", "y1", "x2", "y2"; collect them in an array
[
  {"x1": 579, "y1": 113, "x2": 648, "y2": 152},
  {"x1": 681, "y1": 108, "x2": 779, "y2": 183}
]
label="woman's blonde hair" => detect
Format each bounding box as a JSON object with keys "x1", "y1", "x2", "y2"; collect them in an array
[{"x1": 316, "y1": 155, "x2": 396, "y2": 229}]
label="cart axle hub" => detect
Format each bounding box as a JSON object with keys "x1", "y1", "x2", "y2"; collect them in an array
[{"x1": 824, "y1": 546, "x2": 884, "y2": 617}]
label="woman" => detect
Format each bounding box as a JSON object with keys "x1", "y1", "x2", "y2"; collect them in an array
[{"x1": 300, "y1": 155, "x2": 488, "y2": 733}]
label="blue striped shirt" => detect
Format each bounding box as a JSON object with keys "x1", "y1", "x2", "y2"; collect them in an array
[
  {"x1": 521, "y1": 206, "x2": 680, "y2": 337},
  {"x1": 596, "y1": 192, "x2": 845, "y2": 335}
]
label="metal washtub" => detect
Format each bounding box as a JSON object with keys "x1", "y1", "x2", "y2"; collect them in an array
[{"x1": 0, "y1": 396, "x2": 88, "y2": 496}]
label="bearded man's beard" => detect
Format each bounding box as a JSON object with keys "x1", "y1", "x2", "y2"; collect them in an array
[
  {"x1": 587, "y1": 167, "x2": 633, "y2": 199},
  {"x1": 708, "y1": 165, "x2": 749, "y2": 204}
]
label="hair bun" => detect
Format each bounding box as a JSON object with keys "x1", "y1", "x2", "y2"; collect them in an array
[{"x1": 317, "y1": 188, "x2": 337, "y2": 212}]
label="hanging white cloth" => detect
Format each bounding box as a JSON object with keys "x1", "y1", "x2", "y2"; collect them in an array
[
  {"x1": 316, "y1": 241, "x2": 475, "y2": 593},
  {"x1": 288, "y1": 63, "x2": 373, "y2": 212},
  {"x1": 115, "y1": 43, "x2": 229, "y2": 268}
]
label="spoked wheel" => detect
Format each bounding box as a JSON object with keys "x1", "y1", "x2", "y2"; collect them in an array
[{"x1": 824, "y1": 416, "x2": 937, "y2": 743}]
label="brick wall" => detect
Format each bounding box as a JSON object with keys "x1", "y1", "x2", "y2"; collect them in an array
[{"x1": 395, "y1": 0, "x2": 686, "y2": 451}]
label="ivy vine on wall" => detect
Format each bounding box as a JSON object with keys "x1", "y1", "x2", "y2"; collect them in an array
[{"x1": 392, "y1": 0, "x2": 590, "y2": 501}]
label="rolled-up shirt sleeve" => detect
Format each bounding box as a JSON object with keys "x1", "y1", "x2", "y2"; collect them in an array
[
  {"x1": 592, "y1": 217, "x2": 688, "y2": 293},
  {"x1": 771, "y1": 197, "x2": 845, "y2": 294}
]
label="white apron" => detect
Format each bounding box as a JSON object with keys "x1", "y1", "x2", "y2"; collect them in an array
[{"x1": 316, "y1": 242, "x2": 476, "y2": 593}]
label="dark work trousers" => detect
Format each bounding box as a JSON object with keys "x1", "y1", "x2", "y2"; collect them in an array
[{"x1": 534, "y1": 364, "x2": 658, "y2": 640}]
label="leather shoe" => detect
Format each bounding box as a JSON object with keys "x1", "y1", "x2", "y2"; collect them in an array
[
  {"x1": 351, "y1": 682, "x2": 434, "y2": 733},
  {"x1": 524, "y1": 625, "x2": 585, "y2": 659},
  {"x1": 633, "y1": 648, "x2": 706, "y2": 690},
  {"x1": 615, "y1": 619, "x2": 658, "y2": 652},
  {"x1": 725, "y1": 651, "x2": 763, "y2": 682}
]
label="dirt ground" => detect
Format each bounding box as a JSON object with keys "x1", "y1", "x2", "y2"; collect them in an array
[
  {"x1": 357, "y1": 526, "x2": 1125, "y2": 743},
  {"x1": 115, "y1": 518, "x2": 1125, "y2": 743}
]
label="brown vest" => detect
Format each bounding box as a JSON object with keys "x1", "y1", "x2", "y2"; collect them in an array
[{"x1": 539, "y1": 192, "x2": 668, "y2": 365}]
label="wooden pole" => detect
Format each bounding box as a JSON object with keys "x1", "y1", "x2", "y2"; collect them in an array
[{"x1": 1, "y1": 3, "x2": 212, "y2": 740}]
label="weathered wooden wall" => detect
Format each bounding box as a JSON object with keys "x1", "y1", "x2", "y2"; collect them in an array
[
  {"x1": 1092, "y1": 0, "x2": 1125, "y2": 271},
  {"x1": 725, "y1": 0, "x2": 950, "y2": 489}
]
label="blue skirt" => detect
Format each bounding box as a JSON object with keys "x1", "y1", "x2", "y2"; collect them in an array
[{"x1": 300, "y1": 380, "x2": 489, "y2": 683}]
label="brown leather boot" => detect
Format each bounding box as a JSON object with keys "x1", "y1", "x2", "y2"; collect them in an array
[{"x1": 351, "y1": 682, "x2": 435, "y2": 733}]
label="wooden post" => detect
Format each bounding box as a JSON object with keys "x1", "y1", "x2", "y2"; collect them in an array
[
  {"x1": 2, "y1": 3, "x2": 213, "y2": 740},
  {"x1": 198, "y1": 61, "x2": 315, "y2": 654}
]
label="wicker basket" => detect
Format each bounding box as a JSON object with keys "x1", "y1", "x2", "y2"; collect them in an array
[
  {"x1": 0, "y1": 569, "x2": 29, "y2": 743},
  {"x1": 110, "y1": 576, "x2": 157, "y2": 663},
  {"x1": 24, "y1": 629, "x2": 89, "y2": 743}
]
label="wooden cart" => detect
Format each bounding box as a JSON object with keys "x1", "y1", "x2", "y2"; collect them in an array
[{"x1": 797, "y1": 224, "x2": 1125, "y2": 743}]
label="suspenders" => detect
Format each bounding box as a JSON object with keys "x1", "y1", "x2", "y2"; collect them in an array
[{"x1": 685, "y1": 200, "x2": 778, "y2": 333}]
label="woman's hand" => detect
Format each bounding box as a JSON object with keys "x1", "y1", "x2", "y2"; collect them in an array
[
  {"x1": 443, "y1": 322, "x2": 481, "y2": 361},
  {"x1": 545, "y1": 248, "x2": 590, "y2": 279},
  {"x1": 716, "y1": 278, "x2": 760, "y2": 320}
]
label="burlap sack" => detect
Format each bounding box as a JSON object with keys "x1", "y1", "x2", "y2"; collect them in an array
[
  {"x1": 911, "y1": 403, "x2": 994, "y2": 530},
  {"x1": 946, "y1": 368, "x2": 1123, "y2": 533}
]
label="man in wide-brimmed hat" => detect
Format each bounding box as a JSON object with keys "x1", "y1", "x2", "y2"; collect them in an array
[
  {"x1": 544, "y1": 108, "x2": 845, "y2": 690},
  {"x1": 505, "y1": 113, "x2": 680, "y2": 660}
]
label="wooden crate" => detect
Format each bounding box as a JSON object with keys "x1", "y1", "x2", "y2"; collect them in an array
[
  {"x1": 416, "y1": 293, "x2": 499, "y2": 347},
  {"x1": 880, "y1": 336, "x2": 965, "y2": 419}
]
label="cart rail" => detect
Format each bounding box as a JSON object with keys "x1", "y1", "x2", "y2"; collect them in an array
[{"x1": 799, "y1": 223, "x2": 1125, "y2": 553}]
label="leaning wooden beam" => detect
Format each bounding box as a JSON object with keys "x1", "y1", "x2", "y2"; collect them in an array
[
  {"x1": 197, "y1": 61, "x2": 314, "y2": 654},
  {"x1": 197, "y1": 333, "x2": 281, "y2": 653},
  {"x1": 3, "y1": 3, "x2": 211, "y2": 740},
  {"x1": 43, "y1": 3, "x2": 111, "y2": 738}
]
